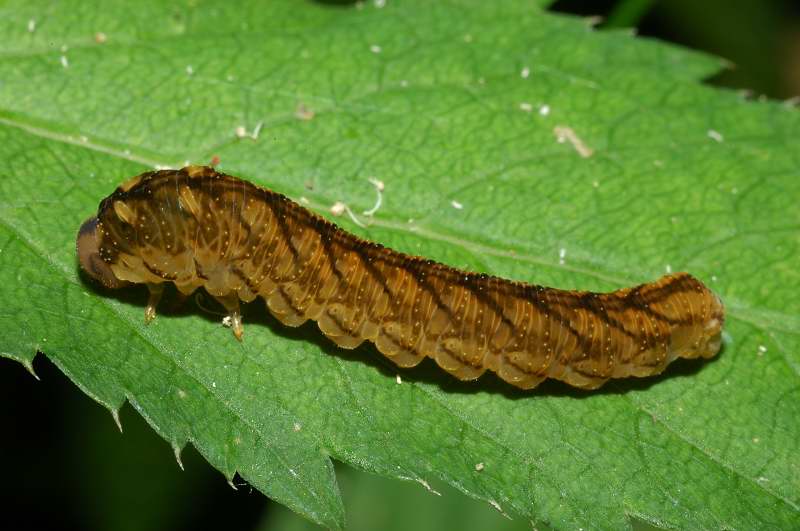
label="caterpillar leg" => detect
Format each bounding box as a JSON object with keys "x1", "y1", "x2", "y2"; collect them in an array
[
  {"x1": 144, "y1": 283, "x2": 164, "y2": 324},
  {"x1": 213, "y1": 292, "x2": 244, "y2": 341}
]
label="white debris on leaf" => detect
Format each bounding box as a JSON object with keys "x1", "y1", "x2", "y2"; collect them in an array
[
  {"x1": 330, "y1": 201, "x2": 346, "y2": 216},
  {"x1": 553, "y1": 125, "x2": 593, "y2": 158},
  {"x1": 416, "y1": 478, "x2": 441, "y2": 496},
  {"x1": 370, "y1": 44, "x2": 382, "y2": 54},
  {"x1": 363, "y1": 178, "x2": 385, "y2": 216},
  {"x1": 539, "y1": 104, "x2": 551, "y2": 116},
  {"x1": 707, "y1": 129, "x2": 724, "y2": 142},
  {"x1": 520, "y1": 66, "x2": 530, "y2": 79},
  {"x1": 450, "y1": 200, "x2": 463, "y2": 210},
  {"x1": 330, "y1": 201, "x2": 367, "y2": 228},
  {"x1": 519, "y1": 102, "x2": 533, "y2": 112},
  {"x1": 295, "y1": 103, "x2": 315, "y2": 121},
  {"x1": 234, "y1": 123, "x2": 263, "y2": 140},
  {"x1": 251, "y1": 121, "x2": 263, "y2": 139}
]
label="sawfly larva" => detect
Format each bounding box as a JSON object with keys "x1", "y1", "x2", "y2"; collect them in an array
[{"x1": 77, "y1": 166, "x2": 724, "y2": 390}]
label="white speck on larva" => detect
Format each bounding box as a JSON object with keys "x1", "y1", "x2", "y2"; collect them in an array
[
  {"x1": 330, "y1": 201, "x2": 346, "y2": 216},
  {"x1": 27, "y1": 19, "x2": 36, "y2": 32},
  {"x1": 396, "y1": 374, "x2": 402, "y2": 384},
  {"x1": 475, "y1": 462, "x2": 485, "y2": 471},
  {"x1": 450, "y1": 200, "x2": 463, "y2": 210},
  {"x1": 60, "y1": 55, "x2": 69, "y2": 68},
  {"x1": 521, "y1": 66, "x2": 530, "y2": 78},
  {"x1": 539, "y1": 104, "x2": 551, "y2": 116},
  {"x1": 370, "y1": 44, "x2": 382, "y2": 54},
  {"x1": 293, "y1": 422, "x2": 302, "y2": 432},
  {"x1": 519, "y1": 102, "x2": 533, "y2": 112},
  {"x1": 707, "y1": 129, "x2": 724, "y2": 142}
]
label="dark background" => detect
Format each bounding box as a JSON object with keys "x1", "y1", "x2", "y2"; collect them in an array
[{"x1": 3, "y1": 1, "x2": 798, "y2": 530}]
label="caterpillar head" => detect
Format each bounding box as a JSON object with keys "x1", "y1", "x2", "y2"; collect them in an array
[{"x1": 77, "y1": 216, "x2": 130, "y2": 289}]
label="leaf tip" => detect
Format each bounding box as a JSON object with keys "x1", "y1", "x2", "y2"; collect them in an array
[
  {"x1": 172, "y1": 441, "x2": 185, "y2": 470},
  {"x1": 110, "y1": 408, "x2": 123, "y2": 433}
]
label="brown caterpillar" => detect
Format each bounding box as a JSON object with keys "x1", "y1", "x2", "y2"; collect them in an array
[{"x1": 77, "y1": 166, "x2": 724, "y2": 390}]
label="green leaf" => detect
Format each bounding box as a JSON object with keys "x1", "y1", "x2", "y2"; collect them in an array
[{"x1": 1, "y1": 0, "x2": 798, "y2": 529}]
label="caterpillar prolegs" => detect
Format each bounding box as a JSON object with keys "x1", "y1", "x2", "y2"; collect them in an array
[{"x1": 77, "y1": 166, "x2": 724, "y2": 390}]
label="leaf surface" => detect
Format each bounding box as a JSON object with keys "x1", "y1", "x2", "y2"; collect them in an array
[{"x1": 1, "y1": 1, "x2": 798, "y2": 528}]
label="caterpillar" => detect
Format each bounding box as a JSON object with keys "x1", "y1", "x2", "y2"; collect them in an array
[{"x1": 76, "y1": 165, "x2": 724, "y2": 390}]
